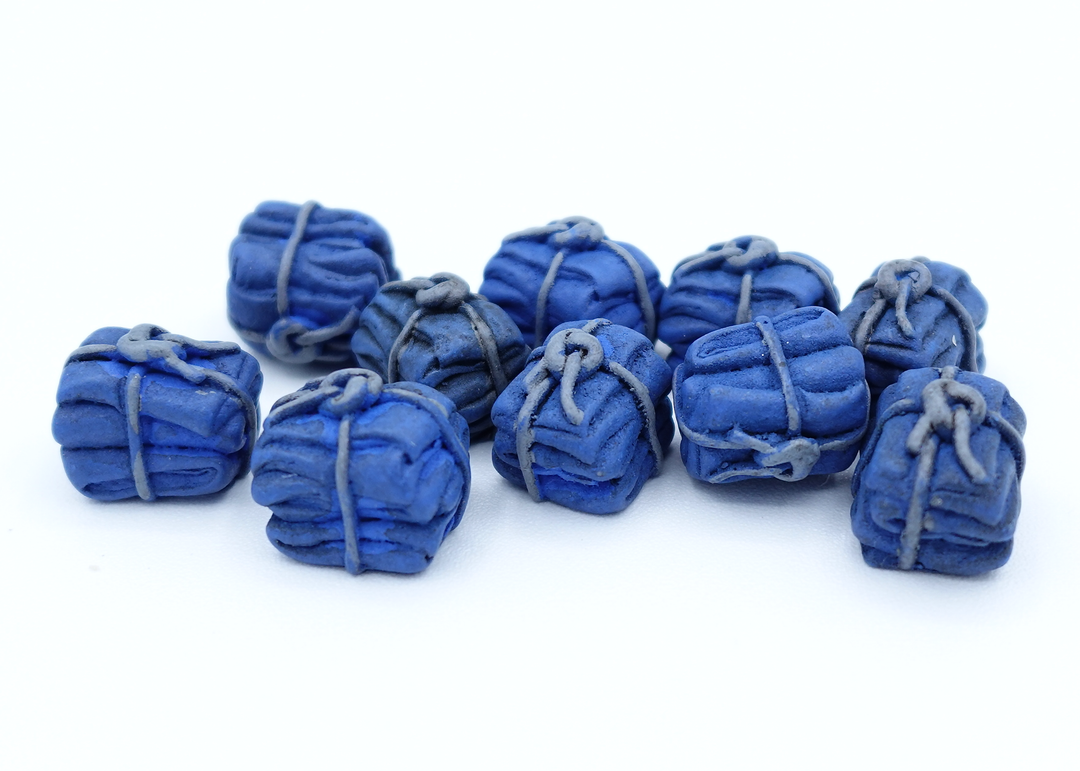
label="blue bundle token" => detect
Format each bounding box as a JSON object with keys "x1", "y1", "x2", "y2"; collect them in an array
[
  {"x1": 491, "y1": 319, "x2": 674, "y2": 514},
  {"x1": 659, "y1": 236, "x2": 840, "y2": 369},
  {"x1": 839, "y1": 258, "x2": 987, "y2": 395},
  {"x1": 479, "y1": 216, "x2": 664, "y2": 348},
  {"x1": 675, "y1": 307, "x2": 869, "y2": 483},
  {"x1": 251, "y1": 369, "x2": 470, "y2": 575},
  {"x1": 53, "y1": 324, "x2": 263, "y2": 501},
  {"x1": 851, "y1": 366, "x2": 1026, "y2": 576},
  {"x1": 227, "y1": 200, "x2": 398, "y2": 364},
  {"x1": 351, "y1": 272, "x2": 529, "y2": 439}
]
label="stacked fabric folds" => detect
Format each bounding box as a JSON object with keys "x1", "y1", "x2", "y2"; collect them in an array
[
  {"x1": 491, "y1": 319, "x2": 674, "y2": 514},
  {"x1": 228, "y1": 200, "x2": 398, "y2": 364},
  {"x1": 840, "y1": 258, "x2": 987, "y2": 396},
  {"x1": 53, "y1": 325, "x2": 263, "y2": 500},
  {"x1": 675, "y1": 307, "x2": 869, "y2": 483},
  {"x1": 659, "y1": 236, "x2": 840, "y2": 369},
  {"x1": 351, "y1": 272, "x2": 529, "y2": 439},
  {"x1": 851, "y1": 367, "x2": 1026, "y2": 575},
  {"x1": 251, "y1": 369, "x2": 471, "y2": 574},
  {"x1": 479, "y1": 217, "x2": 665, "y2": 347}
]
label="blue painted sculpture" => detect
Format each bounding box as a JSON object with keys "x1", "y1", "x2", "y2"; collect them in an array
[
  {"x1": 491, "y1": 319, "x2": 674, "y2": 514},
  {"x1": 479, "y1": 216, "x2": 665, "y2": 348},
  {"x1": 351, "y1": 272, "x2": 529, "y2": 439},
  {"x1": 53, "y1": 325, "x2": 263, "y2": 500},
  {"x1": 659, "y1": 236, "x2": 840, "y2": 369},
  {"x1": 251, "y1": 369, "x2": 470, "y2": 575},
  {"x1": 227, "y1": 200, "x2": 398, "y2": 364},
  {"x1": 850, "y1": 366, "x2": 1026, "y2": 575},
  {"x1": 675, "y1": 307, "x2": 869, "y2": 483},
  {"x1": 839, "y1": 258, "x2": 987, "y2": 396}
]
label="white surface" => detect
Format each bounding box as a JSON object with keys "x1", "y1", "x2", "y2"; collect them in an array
[{"x1": 1, "y1": 2, "x2": 1078, "y2": 769}]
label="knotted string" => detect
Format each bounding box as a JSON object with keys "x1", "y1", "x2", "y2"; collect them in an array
[
  {"x1": 510, "y1": 217, "x2": 656, "y2": 343},
  {"x1": 266, "y1": 368, "x2": 470, "y2": 574},
  {"x1": 67, "y1": 324, "x2": 258, "y2": 501},
  {"x1": 852, "y1": 259, "x2": 979, "y2": 371},
  {"x1": 386, "y1": 273, "x2": 509, "y2": 394},
  {"x1": 674, "y1": 316, "x2": 865, "y2": 482},
  {"x1": 672, "y1": 236, "x2": 841, "y2": 325},
  {"x1": 898, "y1": 367, "x2": 990, "y2": 570},
  {"x1": 254, "y1": 200, "x2": 369, "y2": 364},
  {"x1": 512, "y1": 320, "x2": 663, "y2": 501}
]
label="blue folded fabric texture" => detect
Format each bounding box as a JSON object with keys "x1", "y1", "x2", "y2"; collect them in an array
[
  {"x1": 839, "y1": 258, "x2": 987, "y2": 395},
  {"x1": 251, "y1": 369, "x2": 470, "y2": 575},
  {"x1": 491, "y1": 319, "x2": 674, "y2": 514},
  {"x1": 659, "y1": 236, "x2": 840, "y2": 369},
  {"x1": 227, "y1": 200, "x2": 398, "y2": 364},
  {"x1": 675, "y1": 307, "x2": 869, "y2": 483},
  {"x1": 850, "y1": 366, "x2": 1026, "y2": 575},
  {"x1": 53, "y1": 325, "x2": 263, "y2": 501},
  {"x1": 479, "y1": 216, "x2": 665, "y2": 348},
  {"x1": 351, "y1": 272, "x2": 529, "y2": 439}
]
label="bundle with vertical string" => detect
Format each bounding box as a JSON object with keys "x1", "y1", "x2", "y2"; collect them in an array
[
  {"x1": 227, "y1": 200, "x2": 397, "y2": 364},
  {"x1": 850, "y1": 367, "x2": 1025, "y2": 575},
  {"x1": 839, "y1": 258, "x2": 987, "y2": 396},
  {"x1": 491, "y1": 319, "x2": 674, "y2": 514},
  {"x1": 251, "y1": 369, "x2": 470, "y2": 575},
  {"x1": 658, "y1": 236, "x2": 840, "y2": 369},
  {"x1": 351, "y1": 273, "x2": 529, "y2": 439},
  {"x1": 479, "y1": 216, "x2": 665, "y2": 348},
  {"x1": 53, "y1": 325, "x2": 263, "y2": 500},
  {"x1": 675, "y1": 307, "x2": 869, "y2": 484}
]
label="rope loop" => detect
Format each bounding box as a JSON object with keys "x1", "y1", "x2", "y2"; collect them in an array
[
  {"x1": 872, "y1": 259, "x2": 933, "y2": 337},
  {"x1": 542, "y1": 329, "x2": 605, "y2": 379},
  {"x1": 415, "y1": 272, "x2": 470, "y2": 310},
  {"x1": 715, "y1": 235, "x2": 779, "y2": 271},
  {"x1": 550, "y1": 217, "x2": 606, "y2": 250},
  {"x1": 906, "y1": 367, "x2": 988, "y2": 482}
]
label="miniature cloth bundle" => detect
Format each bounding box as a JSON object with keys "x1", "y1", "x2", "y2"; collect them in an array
[
  {"x1": 675, "y1": 307, "x2": 869, "y2": 483},
  {"x1": 659, "y1": 236, "x2": 840, "y2": 369},
  {"x1": 53, "y1": 325, "x2": 263, "y2": 501},
  {"x1": 227, "y1": 200, "x2": 398, "y2": 364},
  {"x1": 351, "y1": 272, "x2": 529, "y2": 439},
  {"x1": 479, "y1": 216, "x2": 665, "y2": 348},
  {"x1": 851, "y1": 367, "x2": 1025, "y2": 575},
  {"x1": 491, "y1": 319, "x2": 674, "y2": 514},
  {"x1": 839, "y1": 258, "x2": 987, "y2": 395},
  {"x1": 251, "y1": 369, "x2": 471, "y2": 575}
]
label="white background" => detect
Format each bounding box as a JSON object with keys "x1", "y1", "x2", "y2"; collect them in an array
[{"x1": 1, "y1": 2, "x2": 1078, "y2": 769}]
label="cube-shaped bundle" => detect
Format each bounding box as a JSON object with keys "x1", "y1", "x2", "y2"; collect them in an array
[
  {"x1": 659, "y1": 235, "x2": 840, "y2": 369},
  {"x1": 479, "y1": 216, "x2": 665, "y2": 348},
  {"x1": 851, "y1": 367, "x2": 1026, "y2": 576},
  {"x1": 675, "y1": 307, "x2": 869, "y2": 483},
  {"x1": 491, "y1": 319, "x2": 674, "y2": 514},
  {"x1": 251, "y1": 369, "x2": 470, "y2": 575},
  {"x1": 351, "y1": 272, "x2": 529, "y2": 439},
  {"x1": 53, "y1": 324, "x2": 263, "y2": 501},
  {"x1": 839, "y1": 258, "x2": 987, "y2": 395},
  {"x1": 227, "y1": 200, "x2": 398, "y2": 364}
]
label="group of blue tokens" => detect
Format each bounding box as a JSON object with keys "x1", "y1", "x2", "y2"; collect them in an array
[{"x1": 53, "y1": 202, "x2": 1027, "y2": 578}]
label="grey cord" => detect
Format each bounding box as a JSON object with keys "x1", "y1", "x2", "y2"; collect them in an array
[
  {"x1": 385, "y1": 274, "x2": 509, "y2": 394},
  {"x1": 853, "y1": 260, "x2": 979, "y2": 371},
  {"x1": 673, "y1": 318, "x2": 866, "y2": 482},
  {"x1": 67, "y1": 324, "x2": 259, "y2": 500},
  {"x1": 525, "y1": 218, "x2": 656, "y2": 342},
  {"x1": 513, "y1": 321, "x2": 661, "y2": 501}
]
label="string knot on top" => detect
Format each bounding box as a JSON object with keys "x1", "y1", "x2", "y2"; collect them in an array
[
  {"x1": 871, "y1": 259, "x2": 933, "y2": 338},
  {"x1": 906, "y1": 367, "x2": 988, "y2": 482},
  {"x1": 714, "y1": 235, "x2": 779, "y2": 271},
  {"x1": 539, "y1": 328, "x2": 605, "y2": 425},
  {"x1": 113, "y1": 324, "x2": 239, "y2": 383},
  {"x1": 550, "y1": 217, "x2": 606, "y2": 250},
  {"x1": 415, "y1": 273, "x2": 470, "y2": 310}
]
